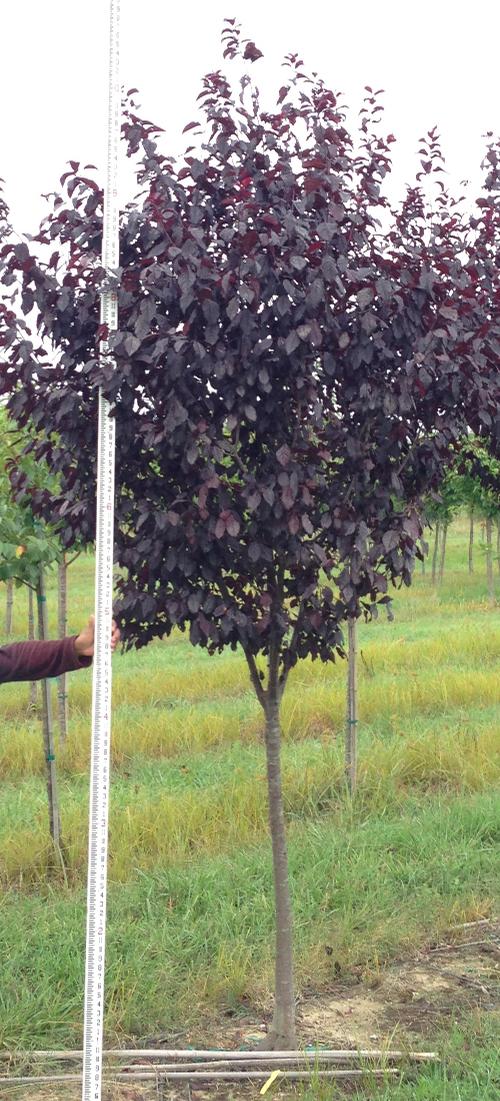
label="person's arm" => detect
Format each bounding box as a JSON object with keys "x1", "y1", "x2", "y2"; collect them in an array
[
  {"x1": 0, "y1": 617, "x2": 120, "y2": 685},
  {"x1": 0, "y1": 637, "x2": 91, "y2": 684}
]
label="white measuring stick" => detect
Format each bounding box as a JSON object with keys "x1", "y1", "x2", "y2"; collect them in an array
[{"x1": 82, "y1": 2, "x2": 120, "y2": 1100}]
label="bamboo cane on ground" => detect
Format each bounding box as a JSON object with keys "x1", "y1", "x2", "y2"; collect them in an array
[
  {"x1": 0, "y1": 1069, "x2": 404, "y2": 1086},
  {"x1": 0, "y1": 1047, "x2": 440, "y2": 1063}
]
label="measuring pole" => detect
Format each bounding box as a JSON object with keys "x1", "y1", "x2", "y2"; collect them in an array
[{"x1": 82, "y1": 3, "x2": 120, "y2": 1100}]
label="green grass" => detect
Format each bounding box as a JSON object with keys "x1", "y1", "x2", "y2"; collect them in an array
[
  {"x1": 0, "y1": 790, "x2": 498, "y2": 1049},
  {"x1": 0, "y1": 517, "x2": 499, "y2": 1099},
  {"x1": 299, "y1": 1016, "x2": 500, "y2": 1100}
]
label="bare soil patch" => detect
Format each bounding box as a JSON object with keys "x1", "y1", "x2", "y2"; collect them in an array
[{"x1": 4, "y1": 921, "x2": 499, "y2": 1100}]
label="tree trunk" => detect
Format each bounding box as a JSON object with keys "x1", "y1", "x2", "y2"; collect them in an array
[
  {"x1": 57, "y1": 556, "x2": 69, "y2": 742},
  {"x1": 5, "y1": 577, "x2": 14, "y2": 636},
  {"x1": 497, "y1": 519, "x2": 500, "y2": 576},
  {"x1": 28, "y1": 585, "x2": 37, "y2": 710},
  {"x1": 431, "y1": 521, "x2": 441, "y2": 586},
  {"x1": 263, "y1": 690, "x2": 296, "y2": 1050},
  {"x1": 345, "y1": 617, "x2": 358, "y2": 795},
  {"x1": 485, "y1": 517, "x2": 494, "y2": 606},
  {"x1": 468, "y1": 509, "x2": 474, "y2": 575},
  {"x1": 438, "y1": 521, "x2": 448, "y2": 585},
  {"x1": 37, "y1": 570, "x2": 63, "y2": 859},
  {"x1": 420, "y1": 536, "x2": 427, "y2": 576}
]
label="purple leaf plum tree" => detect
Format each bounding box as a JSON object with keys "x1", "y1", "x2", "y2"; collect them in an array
[{"x1": 1, "y1": 24, "x2": 499, "y2": 1046}]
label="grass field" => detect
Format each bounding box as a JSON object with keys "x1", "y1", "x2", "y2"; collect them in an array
[{"x1": 0, "y1": 517, "x2": 499, "y2": 1098}]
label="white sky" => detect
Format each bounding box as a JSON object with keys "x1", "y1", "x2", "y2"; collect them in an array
[{"x1": 1, "y1": 0, "x2": 499, "y2": 232}]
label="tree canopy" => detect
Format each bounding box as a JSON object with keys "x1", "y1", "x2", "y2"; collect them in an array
[{"x1": 1, "y1": 27, "x2": 499, "y2": 675}]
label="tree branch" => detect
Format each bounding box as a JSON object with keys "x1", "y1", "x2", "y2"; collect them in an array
[
  {"x1": 244, "y1": 647, "x2": 266, "y2": 710},
  {"x1": 279, "y1": 594, "x2": 306, "y2": 695},
  {"x1": 217, "y1": 575, "x2": 267, "y2": 709},
  {"x1": 66, "y1": 550, "x2": 81, "y2": 567}
]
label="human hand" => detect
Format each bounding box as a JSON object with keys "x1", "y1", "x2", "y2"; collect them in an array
[{"x1": 74, "y1": 616, "x2": 121, "y2": 658}]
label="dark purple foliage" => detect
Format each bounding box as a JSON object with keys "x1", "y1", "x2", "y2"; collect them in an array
[{"x1": 1, "y1": 25, "x2": 499, "y2": 693}]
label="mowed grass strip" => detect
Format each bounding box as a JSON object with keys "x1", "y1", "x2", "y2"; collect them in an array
[
  {"x1": 1, "y1": 620, "x2": 500, "y2": 778},
  {"x1": 0, "y1": 789, "x2": 498, "y2": 1049}
]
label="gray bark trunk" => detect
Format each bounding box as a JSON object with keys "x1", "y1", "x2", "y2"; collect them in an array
[
  {"x1": 438, "y1": 521, "x2": 448, "y2": 585},
  {"x1": 37, "y1": 570, "x2": 63, "y2": 857},
  {"x1": 485, "y1": 517, "x2": 494, "y2": 606},
  {"x1": 5, "y1": 577, "x2": 14, "y2": 636},
  {"x1": 420, "y1": 534, "x2": 427, "y2": 576},
  {"x1": 263, "y1": 689, "x2": 296, "y2": 1050},
  {"x1": 57, "y1": 556, "x2": 69, "y2": 743},
  {"x1": 345, "y1": 617, "x2": 358, "y2": 795},
  {"x1": 468, "y1": 509, "x2": 474, "y2": 575},
  {"x1": 28, "y1": 585, "x2": 37, "y2": 709},
  {"x1": 431, "y1": 521, "x2": 441, "y2": 586}
]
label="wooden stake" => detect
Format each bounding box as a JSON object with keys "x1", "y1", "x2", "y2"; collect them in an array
[
  {"x1": 345, "y1": 617, "x2": 358, "y2": 795},
  {"x1": 485, "y1": 516, "x2": 494, "y2": 606},
  {"x1": 36, "y1": 569, "x2": 63, "y2": 860},
  {"x1": 28, "y1": 584, "x2": 37, "y2": 710},
  {"x1": 57, "y1": 555, "x2": 69, "y2": 742},
  {"x1": 431, "y1": 521, "x2": 440, "y2": 586}
]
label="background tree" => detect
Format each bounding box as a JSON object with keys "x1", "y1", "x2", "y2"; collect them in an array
[
  {"x1": 0, "y1": 185, "x2": 86, "y2": 737},
  {"x1": 1, "y1": 24, "x2": 499, "y2": 1046},
  {"x1": 423, "y1": 471, "x2": 461, "y2": 586},
  {"x1": 0, "y1": 406, "x2": 77, "y2": 856},
  {"x1": 0, "y1": 470, "x2": 63, "y2": 857},
  {"x1": 454, "y1": 438, "x2": 500, "y2": 605}
]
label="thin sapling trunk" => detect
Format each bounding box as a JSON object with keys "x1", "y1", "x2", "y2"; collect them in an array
[
  {"x1": 245, "y1": 640, "x2": 296, "y2": 1050},
  {"x1": 438, "y1": 521, "x2": 448, "y2": 585},
  {"x1": 431, "y1": 521, "x2": 441, "y2": 586},
  {"x1": 264, "y1": 695, "x2": 296, "y2": 1049},
  {"x1": 5, "y1": 577, "x2": 14, "y2": 636},
  {"x1": 468, "y1": 509, "x2": 474, "y2": 574}
]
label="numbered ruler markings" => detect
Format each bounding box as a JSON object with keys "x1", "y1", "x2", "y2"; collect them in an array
[{"x1": 82, "y1": 1, "x2": 120, "y2": 1099}]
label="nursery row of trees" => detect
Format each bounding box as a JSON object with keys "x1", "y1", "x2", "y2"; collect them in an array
[
  {"x1": 424, "y1": 439, "x2": 500, "y2": 597},
  {"x1": 0, "y1": 406, "x2": 86, "y2": 860},
  {"x1": 1, "y1": 20, "x2": 499, "y2": 1048}
]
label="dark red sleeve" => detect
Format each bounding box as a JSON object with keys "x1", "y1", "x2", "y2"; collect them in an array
[{"x1": 0, "y1": 638, "x2": 92, "y2": 684}]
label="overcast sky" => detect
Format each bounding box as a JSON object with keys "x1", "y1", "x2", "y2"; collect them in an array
[{"x1": 1, "y1": 0, "x2": 498, "y2": 232}]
